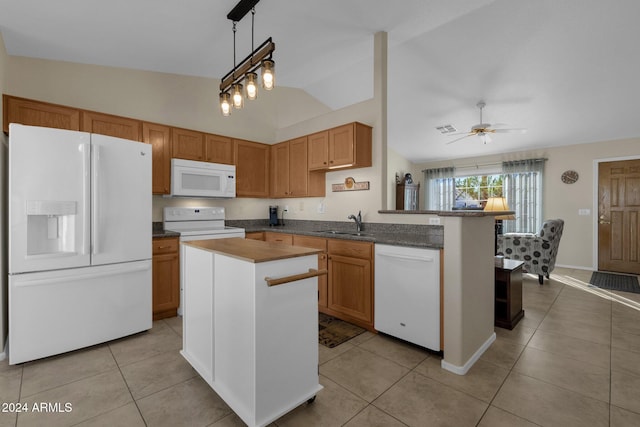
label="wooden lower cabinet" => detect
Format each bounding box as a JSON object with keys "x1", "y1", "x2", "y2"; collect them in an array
[
  {"x1": 152, "y1": 237, "x2": 180, "y2": 320},
  {"x1": 244, "y1": 231, "x2": 265, "y2": 240},
  {"x1": 326, "y1": 241, "x2": 373, "y2": 330}
]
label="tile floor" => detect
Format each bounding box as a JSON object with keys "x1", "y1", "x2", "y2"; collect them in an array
[{"x1": 2, "y1": 267, "x2": 640, "y2": 426}]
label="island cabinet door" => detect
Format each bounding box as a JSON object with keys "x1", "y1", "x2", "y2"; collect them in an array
[{"x1": 327, "y1": 254, "x2": 372, "y2": 323}]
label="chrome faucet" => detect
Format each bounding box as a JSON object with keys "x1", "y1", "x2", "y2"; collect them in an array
[{"x1": 348, "y1": 210, "x2": 363, "y2": 232}]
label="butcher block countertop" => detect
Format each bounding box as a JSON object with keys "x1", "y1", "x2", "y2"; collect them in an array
[{"x1": 183, "y1": 237, "x2": 322, "y2": 263}]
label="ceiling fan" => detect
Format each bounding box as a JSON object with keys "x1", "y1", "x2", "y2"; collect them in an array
[{"x1": 446, "y1": 101, "x2": 527, "y2": 145}]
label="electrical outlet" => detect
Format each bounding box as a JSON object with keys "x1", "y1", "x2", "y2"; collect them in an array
[
  {"x1": 578, "y1": 208, "x2": 590, "y2": 216},
  {"x1": 317, "y1": 203, "x2": 325, "y2": 214},
  {"x1": 428, "y1": 217, "x2": 441, "y2": 225}
]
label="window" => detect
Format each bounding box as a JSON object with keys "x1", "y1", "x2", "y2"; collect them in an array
[
  {"x1": 423, "y1": 159, "x2": 545, "y2": 233},
  {"x1": 454, "y1": 175, "x2": 504, "y2": 209}
]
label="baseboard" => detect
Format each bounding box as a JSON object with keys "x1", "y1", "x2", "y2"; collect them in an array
[
  {"x1": 555, "y1": 263, "x2": 593, "y2": 271},
  {"x1": 441, "y1": 332, "x2": 496, "y2": 376}
]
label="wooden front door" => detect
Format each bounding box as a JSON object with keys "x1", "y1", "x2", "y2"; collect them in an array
[{"x1": 598, "y1": 159, "x2": 640, "y2": 274}]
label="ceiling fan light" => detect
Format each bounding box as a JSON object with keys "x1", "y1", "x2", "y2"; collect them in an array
[
  {"x1": 232, "y1": 83, "x2": 244, "y2": 109},
  {"x1": 220, "y1": 92, "x2": 231, "y2": 116},
  {"x1": 479, "y1": 132, "x2": 491, "y2": 144},
  {"x1": 245, "y1": 72, "x2": 258, "y2": 100},
  {"x1": 262, "y1": 59, "x2": 275, "y2": 90}
]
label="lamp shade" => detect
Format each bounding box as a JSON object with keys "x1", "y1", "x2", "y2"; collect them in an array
[{"x1": 484, "y1": 197, "x2": 516, "y2": 220}]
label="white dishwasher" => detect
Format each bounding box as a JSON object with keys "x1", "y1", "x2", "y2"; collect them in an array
[{"x1": 374, "y1": 244, "x2": 440, "y2": 351}]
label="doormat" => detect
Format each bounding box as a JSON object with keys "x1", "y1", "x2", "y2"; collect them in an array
[
  {"x1": 319, "y1": 313, "x2": 366, "y2": 348},
  {"x1": 589, "y1": 272, "x2": 640, "y2": 294}
]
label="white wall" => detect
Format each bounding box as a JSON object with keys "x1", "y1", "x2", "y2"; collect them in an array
[
  {"x1": 414, "y1": 138, "x2": 640, "y2": 270},
  {"x1": 0, "y1": 31, "x2": 9, "y2": 357},
  {"x1": 6, "y1": 37, "x2": 416, "y2": 226}
]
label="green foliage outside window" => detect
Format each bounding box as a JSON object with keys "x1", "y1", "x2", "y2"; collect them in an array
[{"x1": 454, "y1": 174, "x2": 504, "y2": 208}]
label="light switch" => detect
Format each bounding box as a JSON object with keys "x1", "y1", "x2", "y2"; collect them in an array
[{"x1": 578, "y1": 208, "x2": 590, "y2": 216}]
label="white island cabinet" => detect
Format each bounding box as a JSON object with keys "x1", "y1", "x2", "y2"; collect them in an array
[{"x1": 181, "y1": 238, "x2": 324, "y2": 427}]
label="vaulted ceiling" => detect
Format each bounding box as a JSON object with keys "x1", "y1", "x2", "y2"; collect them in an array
[{"x1": 1, "y1": 0, "x2": 639, "y2": 162}]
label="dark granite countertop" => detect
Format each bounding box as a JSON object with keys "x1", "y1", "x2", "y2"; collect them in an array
[
  {"x1": 152, "y1": 222, "x2": 180, "y2": 239},
  {"x1": 226, "y1": 219, "x2": 444, "y2": 249}
]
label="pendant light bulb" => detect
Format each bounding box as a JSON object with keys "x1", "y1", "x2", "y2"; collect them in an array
[
  {"x1": 245, "y1": 72, "x2": 258, "y2": 100},
  {"x1": 220, "y1": 92, "x2": 231, "y2": 116},
  {"x1": 261, "y1": 59, "x2": 275, "y2": 90},
  {"x1": 232, "y1": 83, "x2": 244, "y2": 109}
]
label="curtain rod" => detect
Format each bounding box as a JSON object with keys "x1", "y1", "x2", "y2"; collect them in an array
[{"x1": 422, "y1": 158, "x2": 547, "y2": 173}]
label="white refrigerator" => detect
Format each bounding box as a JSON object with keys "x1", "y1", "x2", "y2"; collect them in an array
[{"x1": 8, "y1": 124, "x2": 152, "y2": 364}]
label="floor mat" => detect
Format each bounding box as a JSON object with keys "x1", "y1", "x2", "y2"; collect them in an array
[
  {"x1": 319, "y1": 313, "x2": 366, "y2": 348},
  {"x1": 589, "y1": 271, "x2": 640, "y2": 294}
]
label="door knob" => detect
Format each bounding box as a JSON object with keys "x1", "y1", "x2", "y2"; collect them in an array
[{"x1": 599, "y1": 220, "x2": 611, "y2": 225}]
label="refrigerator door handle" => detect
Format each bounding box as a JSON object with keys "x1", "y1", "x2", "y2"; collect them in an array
[
  {"x1": 91, "y1": 144, "x2": 100, "y2": 256},
  {"x1": 81, "y1": 142, "x2": 91, "y2": 256}
]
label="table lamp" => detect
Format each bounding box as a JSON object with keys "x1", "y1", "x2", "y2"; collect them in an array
[{"x1": 484, "y1": 197, "x2": 516, "y2": 253}]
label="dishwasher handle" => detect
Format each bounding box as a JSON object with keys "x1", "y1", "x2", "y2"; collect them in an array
[{"x1": 377, "y1": 252, "x2": 434, "y2": 263}]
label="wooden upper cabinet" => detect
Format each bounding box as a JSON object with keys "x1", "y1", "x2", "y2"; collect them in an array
[
  {"x1": 270, "y1": 141, "x2": 291, "y2": 198},
  {"x1": 3, "y1": 95, "x2": 80, "y2": 133},
  {"x1": 328, "y1": 122, "x2": 372, "y2": 170},
  {"x1": 234, "y1": 139, "x2": 270, "y2": 198},
  {"x1": 308, "y1": 131, "x2": 329, "y2": 170},
  {"x1": 271, "y1": 137, "x2": 324, "y2": 198},
  {"x1": 307, "y1": 123, "x2": 372, "y2": 171},
  {"x1": 81, "y1": 111, "x2": 142, "y2": 141},
  {"x1": 205, "y1": 134, "x2": 234, "y2": 164},
  {"x1": 289, "y1": 137, "x2": 310, "y2": 197},
  {"x1": 143, "y1": 122, "x2": 171, "y2": 195},
  {"x1": 171, "y1": 128, "x2": 205, "y2": 161}
]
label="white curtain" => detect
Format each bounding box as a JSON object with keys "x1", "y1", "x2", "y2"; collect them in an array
[
  {"x1": 502, "y1": 159, "x2": 545, "y2": 233},
  {"x1": 423, "y1": 167, "x2": 455, "y2": 210}
]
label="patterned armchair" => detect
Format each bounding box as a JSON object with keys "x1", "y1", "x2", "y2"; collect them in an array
[{"x1": 497, "y1": 219, "x2": 564, "y2": 284}]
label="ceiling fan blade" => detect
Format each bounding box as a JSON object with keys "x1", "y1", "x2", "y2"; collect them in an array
[
  {"x1": 446, "y1": 134, "x2": 473, "y2": 145},
  {"x1": 493, "y1": 128, "x2": 527, "y2": 134}
]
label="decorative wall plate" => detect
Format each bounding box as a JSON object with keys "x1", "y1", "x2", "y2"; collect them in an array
[{"x1": 561, "y1": 170, "x2": 579, "y2": 184}]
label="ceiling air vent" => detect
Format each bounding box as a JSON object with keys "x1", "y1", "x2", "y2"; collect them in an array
[{"x1": 436, "y1": 124, "x2": 457, "y2": 134}]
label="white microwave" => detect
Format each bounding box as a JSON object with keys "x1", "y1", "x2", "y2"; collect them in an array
[{"x1": 170, "y1": 159, "x2": 236, "y2": 198}]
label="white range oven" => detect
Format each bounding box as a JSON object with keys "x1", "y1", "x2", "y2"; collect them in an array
[{"x1": 163, "y1": 206, "x2": 245, "y2": 315}]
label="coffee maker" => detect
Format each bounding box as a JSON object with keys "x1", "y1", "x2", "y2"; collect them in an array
[{"x1": 269, "y1": 205, "x2": 279, "y2": 226}]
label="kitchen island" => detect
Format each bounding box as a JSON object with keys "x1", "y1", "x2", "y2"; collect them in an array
[{"x1": 180, "y1": 238, "x2": 324, "y2": 427}]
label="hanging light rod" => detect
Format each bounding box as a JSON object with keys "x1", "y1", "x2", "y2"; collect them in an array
[
  {"x1": 219, "y1": 0, "x2": 276, "y2": 116},
  {"x1": 227, "y1": 0, "x2": 261, "y2": 22},
  {"x1": 219, "y1": 37, "x2": 275, "y2": 93}
]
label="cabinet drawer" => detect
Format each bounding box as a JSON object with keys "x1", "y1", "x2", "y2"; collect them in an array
[
  {"x1": 328, "y1": 239, "x2": 372, "y2": 259},
  {"x1": 153, "y1": 237, "x2": 179, "y2": 254},
  {"x1": 245, "y1": 232, "x2": 265, "y2": 241},
  {"x1": 293, "y1": 235, "x2": 327, "y2": 251}
]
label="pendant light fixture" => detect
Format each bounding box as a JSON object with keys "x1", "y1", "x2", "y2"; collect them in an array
[
  {"x1": 245, "y1": 72, "x2": 258, "y2": 100},
  {"x1": 218, "y1": 0, "x2": 275, "y2": 116},
  {"x1": 219, "y1": 92, "x2": 231, "y2": 116},
  {"x1": 261, "y1": 59, "x2": 275, "y2": 90}
]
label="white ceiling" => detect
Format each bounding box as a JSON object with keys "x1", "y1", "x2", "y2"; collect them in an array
[{"x1": 1, "y1": 0, "x2": 639, "y2": 163}]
